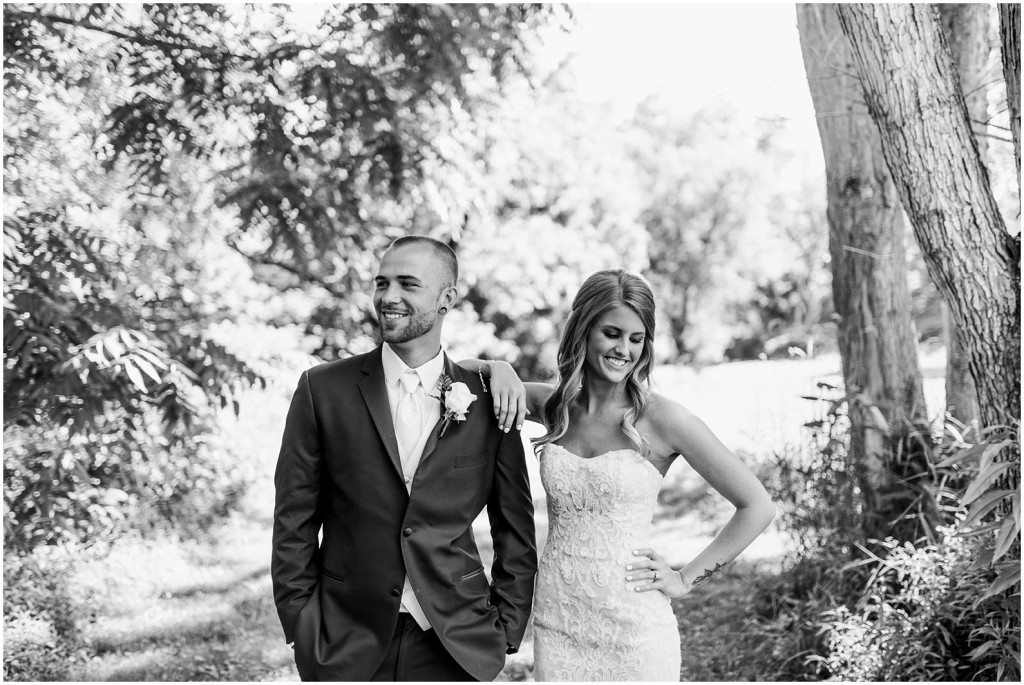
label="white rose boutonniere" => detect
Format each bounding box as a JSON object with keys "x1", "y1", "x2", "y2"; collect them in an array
[{"x1": 431, "y1": 374, "x2": 478, "y2": 438}]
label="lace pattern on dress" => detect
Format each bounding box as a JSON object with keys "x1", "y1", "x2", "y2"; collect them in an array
[{"x1": 532, "y1": 444, "x2": 681, "y2": 681}]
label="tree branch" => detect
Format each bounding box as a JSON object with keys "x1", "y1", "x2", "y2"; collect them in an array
[
  {"x1": 225, "y1": 242, "x2": 349, "y2": 299},
  {"x1": 7, "y1": 8, "x2": 260, "y2": 62},
  {"x1": 972, "y1": 118, "x2": 1013, "y2": 133},
  {"x1": 973, "y1": 131, "x2": 1016, "y2": 144}
]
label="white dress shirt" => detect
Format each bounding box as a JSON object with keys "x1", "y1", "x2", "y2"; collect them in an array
[{"x1": 380, "y1": 343, "x2": 444, "y2": 630}]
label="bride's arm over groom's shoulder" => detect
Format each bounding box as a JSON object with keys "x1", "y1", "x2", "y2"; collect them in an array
[{"x1": 456, "y1": 359, "x2": 553, "y2": 430}]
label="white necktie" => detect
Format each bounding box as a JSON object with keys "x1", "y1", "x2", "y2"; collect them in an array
[
  {"x1": 395, "y1": 370, "x2": 422, "y2": 466},
  {"x1": 394, "y1": 369, "x2": 433, "y2": 630}
]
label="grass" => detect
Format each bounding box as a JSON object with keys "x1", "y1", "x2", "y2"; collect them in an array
[
  {"x1": 67, "y1": 511, "x2": 297, "y2": 682},
  {"x1": 8, "y1": 348, "x2": 948, "y2": 681},
  {"x1": 6, "y1": 387, "x2": 300, "y2": 682},
  {"x1": 672, "y1": 560, "x2": 781, "y2": 681}
]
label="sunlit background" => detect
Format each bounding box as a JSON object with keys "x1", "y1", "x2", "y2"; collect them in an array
[{"x1": 4, "y1": 3, "x2": 1018, "y2": 682}]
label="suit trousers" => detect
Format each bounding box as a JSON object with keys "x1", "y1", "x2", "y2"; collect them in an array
[{"x1": 370, "y1": 613, "x2": 475, "y2": 682}]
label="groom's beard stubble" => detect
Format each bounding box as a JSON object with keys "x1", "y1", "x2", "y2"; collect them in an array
[{"x1": 378, "y1": 308, "x2": 439, "y2": 344}]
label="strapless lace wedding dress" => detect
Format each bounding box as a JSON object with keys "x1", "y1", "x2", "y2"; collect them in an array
[{"x1": 532, "y1": 443, "x2": 681, "y2": 681}]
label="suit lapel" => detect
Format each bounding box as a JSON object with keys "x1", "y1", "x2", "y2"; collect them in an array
[
  {"x1": 358, "y1": 347, "x2": 405, "y2": 481},
  {"x1": 417, "y1": 354, "x2": 458, "y2": 468}
]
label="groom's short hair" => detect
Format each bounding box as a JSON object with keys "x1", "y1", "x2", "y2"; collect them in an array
[{"x1": 387, "y1": 235, "x2": 458, "y2": 288}]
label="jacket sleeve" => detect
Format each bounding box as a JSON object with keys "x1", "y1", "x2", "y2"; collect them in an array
[
  {"x1": 271, "y1": 370, "x2": 323, "y2": 643},
  {"x1": 486, "y1": 429, "x2": 538, "y2": 652}
]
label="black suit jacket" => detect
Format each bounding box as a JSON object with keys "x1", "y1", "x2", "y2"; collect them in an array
[{"x1": 271, "y1": 346, "x2": 537, "y2": 681}]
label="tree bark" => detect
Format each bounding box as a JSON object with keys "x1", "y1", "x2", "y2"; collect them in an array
[
  {"x1": 937, "y1": 3, "x2": 989, "y2": 433},
  {"x1": 797, "y1": 4, "x2": 934, "y2": 544},
  {"x1": 837, "y1": 5, "x2": 1019, "y2": 465},
  {"x1": 940, "y1": 4, "x2": 992, "y2": 161},
  {"x1": 1000, "y1": 4, "x2": 1021, "y2": 187}
]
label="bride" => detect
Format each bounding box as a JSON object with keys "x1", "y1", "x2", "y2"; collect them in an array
[{"x1": 467, "y1": 269, "x2": 775, "y2": 681}]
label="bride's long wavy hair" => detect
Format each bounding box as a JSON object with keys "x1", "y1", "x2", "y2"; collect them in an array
[{"x1": 533, "y1": 269, "x2": 656, "y2": 456}]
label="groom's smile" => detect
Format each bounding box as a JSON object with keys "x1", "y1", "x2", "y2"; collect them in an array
[
  {"x1": 377, "y1": 303, "x2": 429, "y2": 342},
  {"x1": 380, "y1": 310, "x2": 408, "y2": 329}
]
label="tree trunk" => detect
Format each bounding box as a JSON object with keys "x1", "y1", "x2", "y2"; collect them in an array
[
  {"x1": 837, "y1": 5, "x2": 1020, "y2": 472},
  {"x1": 797, "y1": 4, "x2": 934, "y2": 544},
  {"x1": 1000, "y1": 4, "x2": 1021, "y2": 187},
  {"x1": 673, "y1": 285, "x2": 690, "y2": 360},
  {"x1": 940, "y1": 4, "x2": 992, "y2": 160},
  {"x1": 937, "y1": 3, "x2": 989, "y2": 433},
  {"x1": 940, "y1": 305, "x2": 981, "y2": 435}
]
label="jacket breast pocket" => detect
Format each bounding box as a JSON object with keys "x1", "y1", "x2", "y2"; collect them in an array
[
  {"x1": 454, "y1": 451, "x2": 490, "y2": 469},
  {"x1": 320, "y1": 568, "x2": 346, "y2": 583},
  {"x1": 452, "y1": 566, "x2": 489, "y2": 594}
]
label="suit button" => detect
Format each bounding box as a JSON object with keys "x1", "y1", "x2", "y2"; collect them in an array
[
  {"x1": 391, "y1": 588, "x2": 401, "y2": 597},
  {"x1": 403, "y1": 527, "x2": 413, "y2": 537}
]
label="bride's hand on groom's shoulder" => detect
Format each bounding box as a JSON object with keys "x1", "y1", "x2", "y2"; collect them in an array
[{"x1": 484, "y1": 361, "x2": 529, "y2": 433}]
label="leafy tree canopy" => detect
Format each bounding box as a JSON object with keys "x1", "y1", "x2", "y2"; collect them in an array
[{"x1": 3, "y1": 2, "x2": 569, "y2": 548}]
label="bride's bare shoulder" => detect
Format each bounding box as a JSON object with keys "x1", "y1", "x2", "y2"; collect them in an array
[
  {"x1": 646, "y1": 393, "x2": 699, "y2": 427},
  {"x1": 644, "y1": 393, "x2": 710, "y2": 447}
]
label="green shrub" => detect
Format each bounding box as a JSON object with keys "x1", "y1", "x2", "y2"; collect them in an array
[
  {"x1": 2, "y1": 545, "x2": 87, "y2": 680},
  {"x1": 937, "y1": 423, "x2": 1020, "y2": 604},
  {"x1": 4, "y1": 409, "x2": 254, "y2": 553},
  {"x1": 753, "y1": 396, "x2": 1020, "y2": 681},
  {"x1": 3, "y1": 412, "x2": 256, "y2": 681},
  {"x1": 747, "y1": 549, "x2": 865, "y2": 680},
  {"x1": 746, "y1": 385, "x2": 870, "y2": 679},
  {"x1": 761, "y1": 382, "x2": 862, "y2": 558},
  {"x1": 821, "y1": 530, "x2": 1018, "y2": 681}
]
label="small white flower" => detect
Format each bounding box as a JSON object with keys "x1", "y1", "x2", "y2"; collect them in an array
[
  {"x1": 445, "y1": 382, "x2": 476, "y2": 421},
  {"x1": 432, "y1": 376, "x2": 479, "y2": 438}
]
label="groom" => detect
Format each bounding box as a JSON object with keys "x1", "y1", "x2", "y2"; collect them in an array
[{"x1": 272, "y1": 236, "x2": 537, "y2": 681}]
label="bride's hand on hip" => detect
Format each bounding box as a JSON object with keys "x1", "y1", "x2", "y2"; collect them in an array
[{"x1": 626, "y1": 548, "x2": 691, "y2": 599}]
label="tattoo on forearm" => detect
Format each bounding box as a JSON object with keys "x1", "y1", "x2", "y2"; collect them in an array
[{"x1": 690, "y1": 561, "x2": 728, "y2": 587}]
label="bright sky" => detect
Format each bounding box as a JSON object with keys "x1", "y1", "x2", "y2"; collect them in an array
[
  {"x1": 286, "y1": 2, "x2": 822, "y2": 155},
  {"x1": 561, "y1": 3, "x2": 815, "y2": 124},
  {"x1": 543, "y1": 2, "x2": 825, "y2": 178}
]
